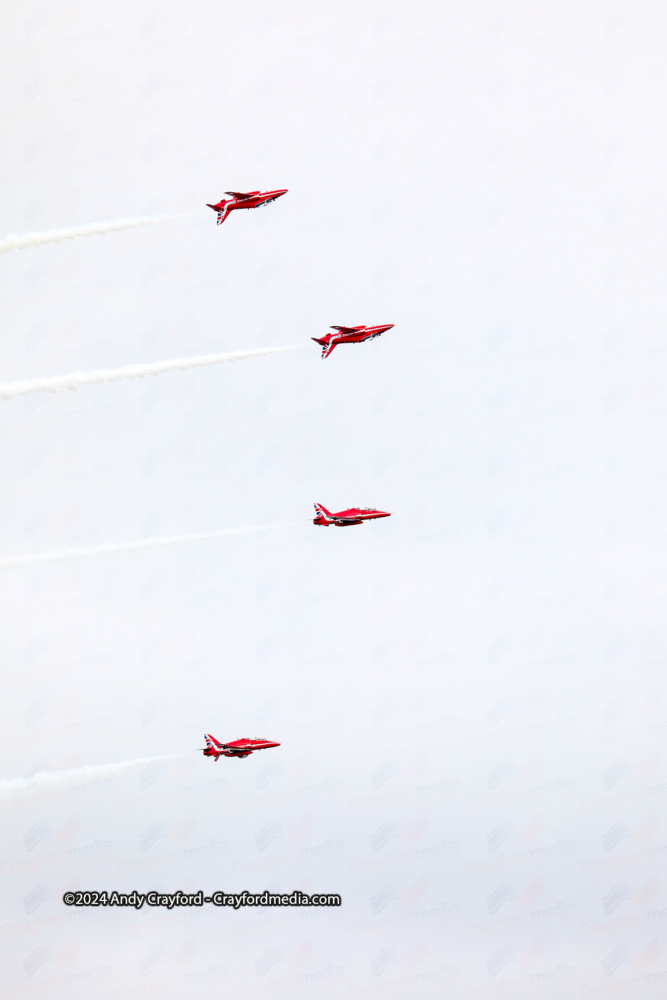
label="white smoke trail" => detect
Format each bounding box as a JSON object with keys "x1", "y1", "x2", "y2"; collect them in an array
[
  {"x1": 0, "y1": 755, "x2": 185, "y2": 801},
  {"x1": 0, "y1": 345, "x2": 301, "y2": 400},
  {"x1": 0, "y1": 214, "x2": 189, "y2": 254},
  {"x1": 0, "y1": 521, "x2": 308, "y2": 570}
]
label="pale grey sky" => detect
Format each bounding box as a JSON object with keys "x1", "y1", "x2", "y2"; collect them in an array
[{"x1": 1, "y1": 2, "x2": 666, "y2": 997}]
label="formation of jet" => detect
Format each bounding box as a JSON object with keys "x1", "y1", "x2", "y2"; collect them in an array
[
  {"x1": 312, "y1": 324, "x2": 394, "y2": 360},
  {"x1": 192, "y1": 193, "x2": 396, "y2": 764},
  {"x1": 206, "y1": 189, "x2": 288, "y2": 226},
  {"x1": 201, "y1": 734, "x2": 281, "y2": 761},
  {"x1": 313, "y1": 503, "x2": 392, "y2": 527}
]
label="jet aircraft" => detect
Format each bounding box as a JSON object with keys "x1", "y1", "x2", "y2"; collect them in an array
[
  {"x1": 311, "y1": 324, "x2": 394, "y2": 359},
  {"x1": 200, "y1": 735, "x2": 280, "y2": 761},
  {"x1": 313, "y1": 503, "x2": 392, "y2": 527},
  {"x1": 206, "y1": 189, "x2": 288, "y2": 225}
]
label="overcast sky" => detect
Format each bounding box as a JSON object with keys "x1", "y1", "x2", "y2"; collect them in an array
[{"x1": 1, "y1": 2, "x2": 667, "y2": 997}]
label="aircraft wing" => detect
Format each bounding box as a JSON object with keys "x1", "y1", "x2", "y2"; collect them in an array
[
  {"x1": 225, "y1": 191, "x2": 260, "y2": 198},
  {"x1": 331, "y1": 325, "x2": 365, "y2": 333}
]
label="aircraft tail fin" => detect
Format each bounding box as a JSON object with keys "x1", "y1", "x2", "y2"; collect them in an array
[
  {"x1": 206, "y1": 203, "x2": 230, "y2": 225},
  {"x1": 313, "y1": 503, "x2": 334, "y2": 523},
  {"x1": 204, "y1": 733, "x2": 223, "y2": 749},
  {"x1": 311, "y1": 336, "x2": 336, "y2": 358}
]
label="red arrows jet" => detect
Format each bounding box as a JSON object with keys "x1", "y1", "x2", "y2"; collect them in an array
[
  {"x1": 311, "y1": 324, "x2": 394, "y2": 360},
  {"x1": 313, "y1": 503, "x2": 392, "y2": 527},
  {"x1": 206, "y1": 189, "x2": 288, "y2": 226},
  {"x1": 200, "y1": 734, "x2": 280, "y2": 761}
]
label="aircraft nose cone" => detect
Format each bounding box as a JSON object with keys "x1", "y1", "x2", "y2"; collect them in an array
[{"x1": 275, "y1": 189, "x2": 288, "y2": 197}]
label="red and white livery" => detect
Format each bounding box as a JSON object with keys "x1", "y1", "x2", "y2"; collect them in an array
[
  {"x1": 200, "y1": 734, "x2": 281, "y2": 761},
  {"x1": 313, "y1": 503, "x2": 392, "y2": 527},
  {"x1": 311, "y1": 324, "x2": 394, "y2": 360},
  {"x1": 206, "y1": 189, "x2": 288, "y2": 226}
]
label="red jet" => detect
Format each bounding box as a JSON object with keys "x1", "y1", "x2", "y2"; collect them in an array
[
  {"x1": 313, "y1": 503, "x2": 392, "y2": 527},
  {"x1": 206, "y1": 189, "x2": 288, "y2": 226},
  {"x1": 311, "y1": 324, "x2": 394, "y2": 360},
  {"x1": 201, "y1": 734, "x2": 280, "y2": 760}
]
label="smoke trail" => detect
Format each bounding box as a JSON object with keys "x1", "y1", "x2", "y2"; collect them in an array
[
  {"x1": 0, "y1": 214, "x2": 189, "y2": 254},
  {"x1": 0, "y1": 345, "x2": 301, "y2": 400},
  {"x1": 0, "y1": 521, "x2": 308, "y2": 570},
  {"x1": 0, "y1": 755, "x2": 184, "y2": 801}
]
